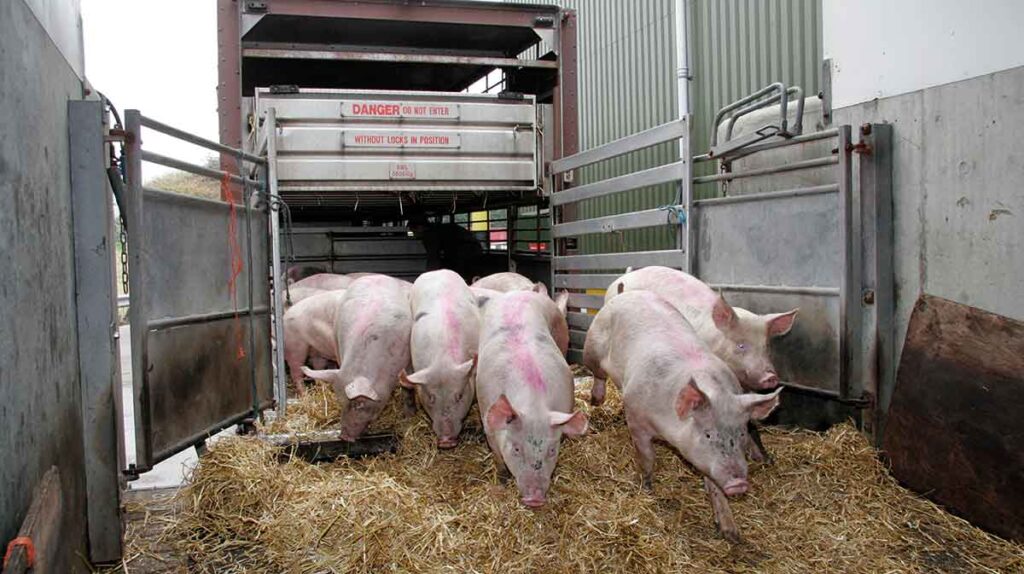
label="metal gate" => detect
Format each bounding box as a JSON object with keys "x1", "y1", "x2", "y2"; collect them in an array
[
  {"x1": 551, "y1": 92, "x2": 893, "y2": 416},
  {"x1": 123, "y1": 111, "x2": 274, "y2": 472}
]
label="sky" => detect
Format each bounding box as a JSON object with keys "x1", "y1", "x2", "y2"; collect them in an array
[{"x1": 81, "y1": 0, "x2": 219, "y2": 178}]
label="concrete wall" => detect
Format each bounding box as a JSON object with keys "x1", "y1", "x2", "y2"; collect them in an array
[
  {"x1": 0, "y1": 0, "x2": 88, "y2": 570},
  {"x1": 823, "y1": 0, "x2": 1024, "y2": 108},
  {"x1": 833, "y1": 65, "x2": 1024, "y2": 363}
]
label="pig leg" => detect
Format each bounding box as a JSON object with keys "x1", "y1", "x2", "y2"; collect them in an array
[
  {"x1": 582, "y1": 336, "x2": 609, "y2": 406},
  {"x1": 589, "y1": 367, "x2": 609, "y2": 407},
  {"x1": 309, "y1": 355, "x2": 329, "y2": 370},
  {"x1": 703, "y1": 477, "x2": 742, "y2": 543},
  {"x1": 746, "y1": 422, "x2": 772, "y2": 464},
  {"x1": 627, "y1": 425, "x2": 657, "y2": 491},
  {"x1": 283, "y1": 338, "x2": 310, "y2": 396}
]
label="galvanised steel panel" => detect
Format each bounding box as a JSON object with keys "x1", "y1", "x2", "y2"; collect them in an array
[
  {"x1": 694, "y1": 190, "x2": 840, "y2": 288},
  {"x1": 260, "y1": 89, "x2": 538, "y2": 191}
]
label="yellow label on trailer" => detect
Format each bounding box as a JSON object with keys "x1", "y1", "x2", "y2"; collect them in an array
[{"x1": 470, "y1": 211, "x2": 489, "y2": 231}]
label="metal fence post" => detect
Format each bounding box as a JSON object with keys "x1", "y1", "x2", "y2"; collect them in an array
[{"x1": 266, "y1": 108, "x2": 288, "y2": 417}]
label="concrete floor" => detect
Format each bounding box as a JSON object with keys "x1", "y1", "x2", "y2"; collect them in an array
[{"x1": 119, "y1": 325, "x2": 232, "y2": 490}]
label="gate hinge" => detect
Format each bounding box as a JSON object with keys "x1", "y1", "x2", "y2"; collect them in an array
[{"x1": 244, "y1": 1, "x2": 268, "y2": 13}]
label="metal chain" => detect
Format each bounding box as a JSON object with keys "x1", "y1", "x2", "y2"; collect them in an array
[{"x1": 119, "y1": 214, "x2": 129, "y2": 295}]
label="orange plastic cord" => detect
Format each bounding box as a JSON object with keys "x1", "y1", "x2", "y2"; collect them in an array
[{"x1": 3, "y1": 536, "x2": 36, "y2": 568}]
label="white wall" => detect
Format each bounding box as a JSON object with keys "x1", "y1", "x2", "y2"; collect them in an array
[{"x1": 824, "y1": 0, "x2": 1024, "y2": 108}]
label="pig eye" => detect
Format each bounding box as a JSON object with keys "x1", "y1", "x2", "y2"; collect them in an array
[
  {"x1": 547, "y1": 446, "x2": 557, "y2": 457},
  {"x1": 454, "y1": 391, "x2": 463, "y2": 402},
  {"x1": 736, "y1": 343, "x2": 748, "y2": 352},
  {"x1": 704, "y1": 432, "x2": 711, "y2": 440},
  {"x1": 512, "y1": 444, "x2": 522, "y2": 455}
]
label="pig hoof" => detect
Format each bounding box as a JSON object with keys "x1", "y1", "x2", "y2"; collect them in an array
[
  {"x1": 641, "y1": 477, "x2": 654, "y2": 492},
  {"x1": 720, "y1": 527, "x2": 743, "y2": 544},
  {"x1": 497, "y1": 468, "x2": 512, "y2": 485},
  {"x1": 590, "y1": 393, "x2": 605, "y2": 407}
]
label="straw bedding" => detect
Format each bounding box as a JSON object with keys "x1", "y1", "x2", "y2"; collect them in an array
[{"x1": 114, "y1": 378, "x2": 1024, "y2": 573}]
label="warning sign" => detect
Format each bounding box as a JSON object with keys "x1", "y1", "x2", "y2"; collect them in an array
[
  {"x1": 344, "y1": 131, "x2": 461, "y2": 148},
  {"x1": 389, "y1": 162, "x2": 416, "y2": 180},
  {"x1": 341, "y1": 101, "x2": 460, "y2": 119}
]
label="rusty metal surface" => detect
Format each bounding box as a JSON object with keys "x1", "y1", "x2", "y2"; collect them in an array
[{"x1": 883, "y1": 294, "x2": 1024, "y2": 542}]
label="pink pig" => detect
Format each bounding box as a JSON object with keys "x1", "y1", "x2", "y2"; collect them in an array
[
  {"x1": 607, "y1": 266, "x2": 798, "y2": 391},
  {"x1": 291, "y1": 273, "x2": 353, "y2": 291},
  {"x1": 476, "y1": 290, "x2": 588, "y2": 508},
  {"x1": 584, "y1": 290, "x2": 781, "y2": 542},
  {"x1": 400, "y1": 270, "x2": 480, "y2": 449},
  {"x1": 301, "y1": 275, "x2": 412, "y2": 441},
  {"x1": 282, "y1": 290, "x2": 346, "y2": 395}
]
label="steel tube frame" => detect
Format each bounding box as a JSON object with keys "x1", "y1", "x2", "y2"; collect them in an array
[
  {"x1": 550, "y1": 118, "x2": 688, "y2": 175},
  {"x1": 141, "y1": 150, "x2": 258, "y2": 189},
  {"x1": 837, "y1": 125, "x2": 858, "y2": 401},
  {"x1": 552, "y1": 207, "x2": 682, "y2": 238},
  {"x1": 693, "y1": 127, "x2": 840, "y2": 164},
  {"x1": 549, "y1": 161, "x2": 686, "y2": 206},
  {"x1": 553, "y1": 249, "x2": 686, "y2": 271},
  {"x1": 692, "y1": 155, "x2": 838, "y2": 184},
  {"x1": 267, "y1": 109, "x2": 288, "y2": 418},
  {"x1": 140, "y1": 115, "x2": 265, "y2": 165},
  {"x1": 709, "y1": 82, "x2": 785, "y2": 149},
  {"x1": 709, "y1": 283, "x2": 840, "y2": 297},
  {"x1": 693, "y1": 184, "x2": 838, "y2": 207},
  {"x1": 147, "y1": 307, "x2": 270, "y2": 331}
]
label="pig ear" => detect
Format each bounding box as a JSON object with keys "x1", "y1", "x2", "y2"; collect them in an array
[
  {"x1": 453, "y1": 355, "x2": 477, "y2": 379},
  {"x1": 711, "y1": 294, "x2": 738, "y2": 332},
  {"x1": 344, "y1": 378, "x2": 380, "y2": 402},
  {"x1": 740, "y1": 387, "x2": 783, "y2": 421},
  {"x1": 675, "y1": 378, "x2": 709, "y2": 419},
  {"x1": 766, "y1": 309, "x2": 799, "y2": 338},
  {"x1": 486, "y1": 394, "x2": 518, "y2": 430},
  {"x1": 554, "y1": 291, "x2": 569, "y2": 317},
  {"x1": 471, "y1": 275, "x2": 481, "y2": 284},
  {"x1": 625, "y1": 266, "x2": 634, "y2": 273},
  {"x1": 550, "y1": 410, "x2": 589, "y2": 437},
  {"x1": 533, "y1": 281, "x2": 548, "y2": 295},
  {"x1": 301, "y1": 366, "x2": 341, "y2": 383},
  {"x1": 616, "y1": 282, "x2": 625, "y2": 294},
  {"x1": 399, "y1": 368, "x2": 429, "y2": 389}
]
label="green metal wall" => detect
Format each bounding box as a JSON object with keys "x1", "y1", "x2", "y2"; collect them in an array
[{"x1": 507, "y1": 0, "x2": 823, "y2": 253}]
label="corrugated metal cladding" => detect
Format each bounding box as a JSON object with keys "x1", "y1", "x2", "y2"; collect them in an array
[{"x1": 506, "y1": 0, "x2": 822, "y2": 253}]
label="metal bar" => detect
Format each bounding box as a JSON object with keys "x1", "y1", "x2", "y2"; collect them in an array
[
  {"x1": 723, "y1": 86, "x2": 802, "y2": 144},
  {"x1": 694, "y1": 184, "x2": 838, "y2": 207},
  {"x1": 553, "y1": 249, "x2": 686, "y2": 271},
  {"x1": 550, "y1": 162, "x2": 686, "y2": 206},
  {"x1": 694, "y1": 127, "x2": 840, "y2": 164},
  {"x1": 550, "y1": 119, "x2": 688, "y2": 175},
  {"x1": 552, "y1": 207, "x2": 681, "y2": 238},
  {"x1": 124, "y1": 110, "x2": 152, "y2": 469},
  {"x1": 147, "y1": 307, "x2": 270, "y2": 331},
  {"x1": 692, "y1": 155, "x2": 838, "y2": 184},
  {"x1": 566, "y1": 349, "x2": 584, "y2": 365},
  {"x1": 553, "y1": 274, "x2": 619, "y2": 290},
  {"x1": 710, "y1": 82, "x2": 784, "y2": 149},
  {"x1": 243, "y1": 179, "x2": 260, "y2": 423},
  {"x1": 863, "y1": 124, "x2": 895, "y2": 441},
  {"x1": 680, "y1": 116, "x2": 695, "y2": 276},
  {"x1": 567, "y1": 293, "x2": 605, "y2": 309},
  {"x1": 141, "y1": 151, "x2": 259, "y2": 189},
  {"x1": 709, "y1": 283, "x2": 840, "y2": 296},
  {"x1": 567, "y1": 312, "x2": 594, "y2": 330},
  {"x1": 837, "y1": 125, "x2": 858, "y2": 401},
  {"x1": 267, "y1": 109, "x2": 288, "y2": 418},
  {"x1": 140, "y1": 115, "x2": 265, "y2": 165},
  {"x1": 241, "y1": 48, "x2": 558, "y2": 69}
]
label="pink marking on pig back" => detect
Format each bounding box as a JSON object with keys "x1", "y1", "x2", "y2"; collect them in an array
[
  {"x1": 440, "y1": 295, "x2": 462, "y2": 360},
  {"x1": 502, "y1": 294, "x2": 546, "y2": 392},
  {"x1": 653, "y1": 269, "x2": 717, "y2": 309},
  {"x1": 635, "y1": 290, "x2": 708, "y2": 366}
]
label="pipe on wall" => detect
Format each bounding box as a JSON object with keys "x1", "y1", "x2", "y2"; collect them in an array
[{"x1": 675, "y1": 0, "x2": 692, "y2": 126}]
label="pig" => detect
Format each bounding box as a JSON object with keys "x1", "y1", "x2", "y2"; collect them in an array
[
  {"x1": 291, "y1": 273, "x2": 353, "y2": 291},
  {"x1": 282, "y1": 286, "x2": 326, "y2": 311},
  {"x1": 282, "y1": 290, "x2": 347, "y2": 395},
  {"x1": 399, "y1": 270, "x2": 480, "y2": 448},
  {"x1": 607, "y1": 266, "x2": 798, "y2": 392},
  {"x1": 476, "y1": 290, "x2": 589, "y2": 508},
  {"x1": 469, "y1": 286, "x2": 504, "y2": 311},
  {"x1": 286, "y1": 265, "x2": 325, "y2": 284},
  {"x1": 583, "y1": 290, "x2": 782, "y2": 542},
  {"x1": 301, "y1": 275, "x2": 413, "y2": 441},
  {"x1": 471, "y1": 272, "x2": 546, "y2": 294}
]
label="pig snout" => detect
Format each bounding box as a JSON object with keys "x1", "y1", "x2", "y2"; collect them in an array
[
  {"x1": 435, "y1": 420, "x2": 460, "y2": 449},
  {"x1": 520, "y1": 488, "x2": 548, "y2": 508},
  {"x1": 758, "y1": 371, "x2": 780, "y2": 389},
  {"x1": 722, "y1": 478, "x2": 749, "y2": 497}
]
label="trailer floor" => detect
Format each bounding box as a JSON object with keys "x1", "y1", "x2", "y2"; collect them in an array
[{"x1": 116, "y1": 488, "x2": 187, "y2": 573}]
